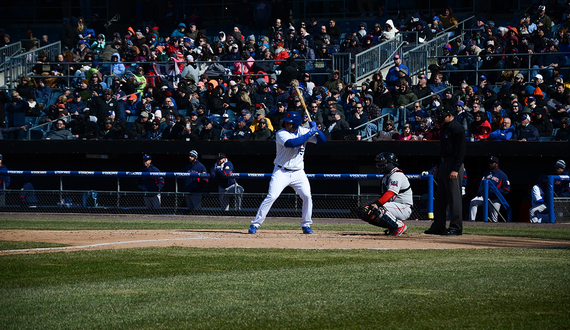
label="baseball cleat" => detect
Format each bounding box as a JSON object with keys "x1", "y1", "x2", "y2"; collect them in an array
[
  {"x1": 248, "y1": 225, "x2": 257, "y2": 234},
  {"x1": 302, "y1": 226, "x2": 313, "y2": 234},
  {"x1": 390, "y1": 224, "x2": 407, "y2": 236}
]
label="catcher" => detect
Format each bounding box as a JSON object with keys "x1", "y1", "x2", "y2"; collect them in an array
[{"x1": 357, "y1": 152, "x2": 413, "y2": 236}]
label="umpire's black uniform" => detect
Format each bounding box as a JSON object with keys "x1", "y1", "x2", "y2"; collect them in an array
[{"x1": 427, "y1": 117, "x2": 466, "y2": 235}]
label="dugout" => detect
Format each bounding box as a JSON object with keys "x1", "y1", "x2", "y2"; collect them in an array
[{"x1": 0, "y1": 140, "x2": 567, "y2": 221}]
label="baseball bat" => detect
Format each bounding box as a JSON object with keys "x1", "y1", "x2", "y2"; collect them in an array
[
  {"x1": 294, "y1": 87, "x2": 312, "y2": 121},
  {"x1": 294, "y1": 87, "x2": 319, "y2": 136}
]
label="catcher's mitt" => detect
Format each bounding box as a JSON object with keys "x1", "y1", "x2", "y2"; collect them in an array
[{"x1": 356, "y1": 205, "x2": 378, "y2": 222}]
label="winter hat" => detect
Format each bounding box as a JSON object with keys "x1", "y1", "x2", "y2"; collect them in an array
[
  {"x1": 189, "y1": 150, "x2": 198, "y2": 158},
  {"x1": 555, "y1": 160, "x2": 566, "y2": 169}
]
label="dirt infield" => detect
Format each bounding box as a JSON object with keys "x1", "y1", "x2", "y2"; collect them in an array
[{"x1": 2, "y1": 228, "x2": 570, "y2": 255}]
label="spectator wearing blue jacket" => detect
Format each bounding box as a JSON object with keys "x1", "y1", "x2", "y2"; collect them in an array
[
  {"x1": 488, "y1": 117, "x2": 515, "y2": 141},
  {"x1": 5, "y1": 91, "x2": 28, "y2": 140},
  {"x1": 170, "y1": 22, "x2": 187, "y2": 39},
  {"x1": 469, "y1": 156, "x2": 511, "y2": 222},
  {"x1": 513, "y1": 113, "x2": 540, "y2": 141},
  {"x1": 136, "y1": 154, "x2": 164, "y2": 209},
  {"x1": 183, "y1": 150, "x2": 209, "y2": 211},
  {"x1": 34, "y1": 78, "x2": 52, "y2": 102},
  {"x1": 123, "y1": 94, "x2": 142, "y2": 117},
  {"x1": 110, "y1": 53, "x2": 125, "y2": 77},
  {"x1": 534, "y1": 42, "x2": 567, "y2": 79},
  {"x1": 210, "y1": 153, "x2": 244, "y2": 211},
  {"x1": 428, "y1": 73, "x2": 447, "y2": 96},
  {"x1": 385, "y1": 54, "x2": 410, "y2": 90},
  {"x1": 66, "y1": 92, "x2": 87, "y2": 115},
  {"x1": 486, "y1": 101, "x2": 509, "y2": 123},
  {"x1": 455, "y1": 101, "x2": 473, "y2": 139}
]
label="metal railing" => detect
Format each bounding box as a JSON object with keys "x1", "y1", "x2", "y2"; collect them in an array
[
  {"x1": 354, "y1": 86, "x2": 453, "y2": 141},
  {"x1": 27, "y1": 116, "x2": 73, "y2": 140},
  {"x1": 403, "y1": 16, "x2": 474, "y2": 77},
  {"x1": 436, "y1": 51, "x2": 569, "y2": 83},
  {"x1": 0, "y1": 42, "x2": 23, "y2": 72},
  {"x1": 404, "y1": 34, "x2": 450, "y2": 77},
  {"x1": 332, "y1": 52, "x2": 351, "y2": 83},
  {"x1": 4, "y1": 42, "x2": 61, "y2": 88},
  {"x1": 5, "y1": 56, "x2": 333, "y2": 90},
  {"x1": 353, "y1": 34, "x2": 403, "y2": 83},
  {"x1": 482, "y1": 178, "x2": 512, "y2": 222},
  {"x1": 1, "y1": 170, "x2": 435, "y2": 219},
  {"x1": 548, "y1": 175, "x2": 570, "y2": 223}
]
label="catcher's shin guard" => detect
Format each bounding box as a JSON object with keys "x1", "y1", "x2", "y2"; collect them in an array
[{"x1": 377, "y1": 206, "x2": 399, "y2": 230}]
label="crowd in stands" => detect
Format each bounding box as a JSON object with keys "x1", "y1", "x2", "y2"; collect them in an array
[{"x1": 0, "y1": 1, "x2": 569, "y2": 141}]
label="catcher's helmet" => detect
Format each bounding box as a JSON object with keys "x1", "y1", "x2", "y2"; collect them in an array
[
  {"x1": 282, "y1": 111, "x2": 302, "y2": 129},
  {"x1": 375, "y1": 152, "x2": 399, "y2": 173}
]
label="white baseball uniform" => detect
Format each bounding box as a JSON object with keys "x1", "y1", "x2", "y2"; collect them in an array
[
  {"x1": 251, "y1": 126, "x2": 318, "y2": 228},
  {"x1": 379, "y1": 167, "x2": 413, "y2": 222},
  {"x1": 529, "y1": 184, "x2": 549, "y2": 223}
]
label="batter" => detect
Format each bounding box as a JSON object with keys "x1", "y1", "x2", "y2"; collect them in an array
[{"x1": 249, "y1": 111, "x2": 327, "y2": 234}]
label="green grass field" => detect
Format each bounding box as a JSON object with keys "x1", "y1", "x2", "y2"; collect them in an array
[{"x1": 1, "y1": 216, "x2": 570, "y2": 329}]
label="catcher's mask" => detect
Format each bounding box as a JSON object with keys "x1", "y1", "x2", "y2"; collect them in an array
[{"x1": 375, "y1": 152, "x2": 398, "y2": 174}]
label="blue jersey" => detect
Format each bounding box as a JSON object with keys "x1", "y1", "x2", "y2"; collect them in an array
[
  {"x1": 210, "y1": 160, "x2": 236, "y2": 189},
  {"x1": 550, "y1": 169, "x2": 569, "y2": 197},
  {"x1": 0, "y1": 164, "x2": 10, "y2": 192},
  {"x1": 137, "y1": 164, "x2": 165, "y2": 192},
  {"x1": 477, "y1": 168, "x2": 510, "y2": 199},
  {"x1": 183, "y1": 160, "x2": 209, "y2": 192}
]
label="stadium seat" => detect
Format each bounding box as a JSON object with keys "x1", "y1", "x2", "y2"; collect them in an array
[
  {"x1": 25, "y1": 116, "x2": 39, "y2": 127},
  {"x1": 47, "y1": 92, "x2": 62, "y2": 107},
  {"x1": 380, "y1": 108, "x2": 399, "y2": 130},
  {"x1": 126, "y1": 116, "x2": 137, "y2": 129},
  {"x1": 211, "y1": 114, "x2": 221, "y2": 125},
  {"x1": 35, "y1": 97, "x2": 48, "y2": 108},
  {"x1": 178, "y1": 109, "x2": 187, "y2": 117}
]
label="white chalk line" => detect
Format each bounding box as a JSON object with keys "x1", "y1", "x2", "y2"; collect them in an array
[{"x1": 0, "y1": 236, "x2": 218, "y2": 253}]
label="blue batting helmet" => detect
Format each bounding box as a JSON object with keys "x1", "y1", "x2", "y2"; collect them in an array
[{"x1": 282, "y1": 111, "x2": 302, "y2": 129}]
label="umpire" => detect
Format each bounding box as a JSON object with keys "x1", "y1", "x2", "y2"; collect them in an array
[{"x1": 425, "y1": 107, "x2": 466, "y2": 235}]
